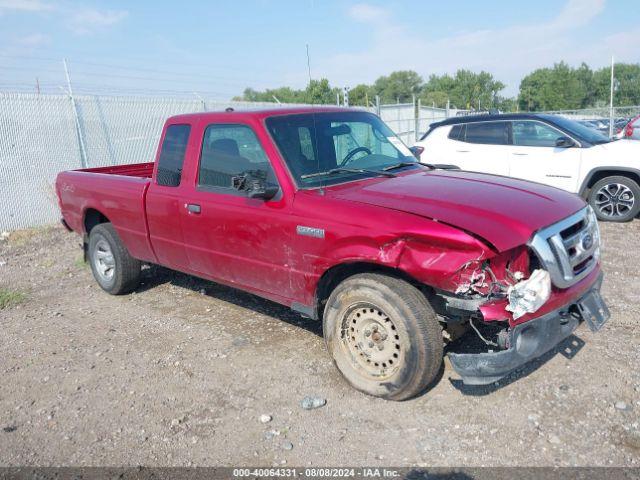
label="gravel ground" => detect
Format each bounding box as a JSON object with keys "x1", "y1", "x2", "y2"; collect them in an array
[{"x1": 0, "y1": 222, "x2": 638, "y2": 467}]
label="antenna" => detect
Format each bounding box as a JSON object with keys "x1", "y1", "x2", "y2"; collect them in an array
[
  {"x1": 305, "y1": 44, "x2": 322, "y2": 189},
  {"x1": 306, "y1": 44, "x2": 312, "y2": 86}
]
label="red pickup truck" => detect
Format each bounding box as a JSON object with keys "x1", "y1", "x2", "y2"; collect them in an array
[{"x1": 56, "y1": 107, "x2": 609, "y2": 400}]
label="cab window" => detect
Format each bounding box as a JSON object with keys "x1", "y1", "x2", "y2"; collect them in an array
[
  {"x1": 198, "y1": 124, "x2": 277, "y2": 194},
  {"x1": 156, "y1": 124, "x2": 191, "y2": 187}
]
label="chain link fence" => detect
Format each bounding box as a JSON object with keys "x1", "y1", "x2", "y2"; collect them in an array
[
  {"x1": 0, "y1": 93, "x2": 318, "y2": 231},
  {"x1": 378, "y1": 101, "x2": 468, "y2": 145},
  {"x1": 3, "y1": 92, "x2": 638, "y2": 232},
  {"x1": 540, "y1": 106, "x2": 640, "y2": 121}
]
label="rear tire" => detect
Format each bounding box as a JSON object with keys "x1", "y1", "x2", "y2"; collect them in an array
[
  {"x1": 323, "y1": 273, "x2": 443, "y2": 401},
  {"x1": 88, "y1": 223, "x2": 141, "y2": 295},
  {"x1": 588, "y1": 175, "x2": 640, "y2": 222}
]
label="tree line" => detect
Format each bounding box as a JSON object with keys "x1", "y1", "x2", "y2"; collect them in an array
[{"x1": 234, "y1": 62, "x2": 640, "y2": 111}]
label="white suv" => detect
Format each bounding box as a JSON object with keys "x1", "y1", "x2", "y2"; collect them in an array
[{"x1": 415, "y1": 113, "x2": 640, "y2": 222}]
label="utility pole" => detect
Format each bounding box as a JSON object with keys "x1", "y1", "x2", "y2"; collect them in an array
[
  {"x1": 63, "y1": 58, "x2": 88, "y2": 168},
  {"x1": 609, "y1": 55, "x2": 615, "y2": 138},
  {"x1": 35, "y1": 77, "x2": 40, "y2": 95}
]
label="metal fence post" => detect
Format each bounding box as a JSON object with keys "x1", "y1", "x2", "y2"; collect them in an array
[
  {"x1": 415, "y1": 97, "x2": 420, "y2": 142},
  {"x1": 63, "y1": 58, "x2": 88, "y2": 168}
]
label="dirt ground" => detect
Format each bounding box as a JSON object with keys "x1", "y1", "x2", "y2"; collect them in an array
[{"x1": 0, "y1": 221, "x2": 638, "y2": 467}]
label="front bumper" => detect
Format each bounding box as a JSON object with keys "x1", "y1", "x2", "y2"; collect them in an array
[{"x1": 448, "y1": 273, "x2": 609, "y2": 385}]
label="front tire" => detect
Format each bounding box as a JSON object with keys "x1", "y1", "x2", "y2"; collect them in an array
[
  {"x1": 323, "y1": 273, "x2": 443, "y2": 401},
  {"x1": 88, "y1": 223, "x2": 141, "y2": 295},
  {"x1": 588, "y1": 175, "x2": 640, "y2": 222}
]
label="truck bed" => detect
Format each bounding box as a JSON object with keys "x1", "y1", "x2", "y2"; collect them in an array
[
  {"x1": 56, "y1": 162, "x2": 155, "y2": 263},
  {"x1": 75, "y1": 162, "x2": 154, "y2": 178}
]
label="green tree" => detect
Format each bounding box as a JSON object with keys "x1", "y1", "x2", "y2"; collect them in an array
[
  {"x1": 348, "y1": 83, "x2": 375, "y2": 106},
  {"x1": 420, "y1": 70, "x2": 505, "y2": 110},
  {"x1": 518, "y1": 62, "x2": 591, "y2": 111},
  {"x1": 304, "y1": 78, "x2": 339, "y2": 104},
  {"x1": 421, "y1": 90, "x2": 450, "y2": 108},
  {"x1": 373, "y1": 70, "x2": 423, "y2": 103},
  {"x1": 593, "y1": 63, "x2": 640, "y2": 106},
  {"x1": 233, "y1": 79, "x2": 338, "y2": 104}
]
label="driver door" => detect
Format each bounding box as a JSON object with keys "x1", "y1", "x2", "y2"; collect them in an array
[{"x1": 180, "y1": 123, "x2": 296, "y2": 299}]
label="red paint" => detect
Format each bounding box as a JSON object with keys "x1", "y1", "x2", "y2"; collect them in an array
[{"x1": 56, "y1": 107, "x2": 601, "y2": 322}]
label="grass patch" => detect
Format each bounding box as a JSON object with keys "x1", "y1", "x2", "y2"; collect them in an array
[
  {"x1": 74, "y1": 256, "x2": 87, "y2": 269},
  {"x1": 0, "y1": 288, "x2": 26, "y2": 309},
  {"x1": 2, "y1": 225, "x2": 57, "y2": 247}
]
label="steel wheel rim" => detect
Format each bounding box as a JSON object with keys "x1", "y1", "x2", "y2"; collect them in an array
[
  {"x1": 595, "y1": 183, "x2": 635, "y2": 218},
  {"x1": 93, "y1": 239, "x2": 115, "y2": 282},
  {"x1": 340, "y1": 302, "x2": 403, "y2": 379}
]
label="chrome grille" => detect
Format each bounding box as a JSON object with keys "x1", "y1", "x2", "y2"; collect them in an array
[{"x1": 528, "y1": 207, "x2": 600, "y2": 288}]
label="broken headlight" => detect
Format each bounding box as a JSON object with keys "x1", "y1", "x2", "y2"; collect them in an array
[
  {"x1": 586, "y1": 205, "x2": 601, "y2": 262},
  {"x1": 506, "y1": 269, "x2": 551, "y2": 320}
]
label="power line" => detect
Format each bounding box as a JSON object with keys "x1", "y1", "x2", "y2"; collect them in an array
[{"x1": 0, "y1": 53, "x2": 281, "y2": 86}]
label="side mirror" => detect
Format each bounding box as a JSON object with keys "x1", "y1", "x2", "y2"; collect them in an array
[
  {"x1": 409, "y1": 145, "x2": 424, "y2": 158},
  {"x1": 232, "y1": 172, "x2": 278, "y2": 201},
  {"x1": 555, "y1": 136, "x2": 576, "y2": 148}
]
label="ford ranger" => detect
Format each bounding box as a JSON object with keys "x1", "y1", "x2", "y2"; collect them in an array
[{"x1": 56, "y1": 107, "x2": 610, "y2": 400}]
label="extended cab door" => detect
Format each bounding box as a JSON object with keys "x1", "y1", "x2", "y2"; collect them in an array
[
  {"x1": 145, "y1": 123, "x2": 194, "y2": 270},
  {"x1": 446, "y1": 121, "x2": 511, "y2": 176},
  {"x1": 507, "y1": 120, "x2": 581, "y2": 192},
  {"x1": 179, "y1": 122, "x2": 297, "y2": 302}
]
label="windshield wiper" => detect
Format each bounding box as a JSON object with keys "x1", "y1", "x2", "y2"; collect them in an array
[
  {"x1": 301, "y1": 168, "x2": 397, "y2": 180},
  {"x1": 382, "y1": 161, "x2": 435, "y2": 171}
]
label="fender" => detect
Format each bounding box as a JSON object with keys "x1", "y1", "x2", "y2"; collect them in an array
[{"x1": 578, "y1": 166, "x2": 640, "y2": 197}]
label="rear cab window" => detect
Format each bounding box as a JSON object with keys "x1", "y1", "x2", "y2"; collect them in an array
[{"x1": 156, "y1": 124, "x2": 191, "y2": 187}]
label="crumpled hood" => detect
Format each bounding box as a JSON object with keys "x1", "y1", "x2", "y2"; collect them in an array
[{"x1": 329, "y1": 169, "x2": 586, "y2": 252}]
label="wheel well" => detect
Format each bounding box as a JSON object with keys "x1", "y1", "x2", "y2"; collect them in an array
[
  {"x1": 315, "y1": 262, "x2": 426, "y2": 320},
  {"x1": 84, "y1": 209, "x2": 110, "y2": 235},
  {"x1": 582, "y1": 169, "x2": 640, "y2": 197}
]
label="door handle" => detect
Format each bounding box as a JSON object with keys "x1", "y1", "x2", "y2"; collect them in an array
[
  {"x1": 512, "y1": 152, "x2": 528, "y2": 156},
  {"x1": 186, "y1": 203, "x2": 201, "y2": 214},
  {"x1": 456, "y1": 150, "x2": 470, "y2": 153}
]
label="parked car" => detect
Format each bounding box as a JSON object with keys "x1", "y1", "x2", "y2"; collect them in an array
[
  {"x1": 415, "y1": 113, "x2": 640, "y2": 222},
  {"x1": 622, "y1": 114, "x2": 640, "y2": 140},
  {"x1": 56, "y1": 107, "x2": 609, "y2": 399},
  {"x1": 578, "y1": 119, "x2": 610, "y2": 136}
]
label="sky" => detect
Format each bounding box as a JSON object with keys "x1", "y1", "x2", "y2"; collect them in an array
[{"x1": 0, "y1": 0, "x2": 638, "y2": 99}]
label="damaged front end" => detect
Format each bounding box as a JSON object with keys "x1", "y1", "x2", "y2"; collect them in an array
[{"x1": 439, "y1": 206, "x2": 609, "y2": 385}]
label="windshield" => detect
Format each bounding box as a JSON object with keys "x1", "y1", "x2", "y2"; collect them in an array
[
  {"x1": 265, "y1": 111, "x2": 417, "y2": 187},
  {"x1": 550, "y1": 115, "x2": 612, "y2": 144}
]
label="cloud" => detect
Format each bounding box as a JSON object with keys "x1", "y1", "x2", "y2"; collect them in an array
[
  {"x1": 315, "y1": 0, "x2": 630, "y2": 96},
  {"x1": 348, "y1": 3, "x2": 387, "y2": 23},
  {"x1": 17, "y1": 33, "x2": 51, "y2": 47},
  {"x1": 0, "y1": 0, "x2": 53, "y2": 13},
  {"x1": 552, "y1": 0, "x2": 606, "y2": 28},
  {"x1": 70, "y1": 8, "x2": 128, "y2": 35}
]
